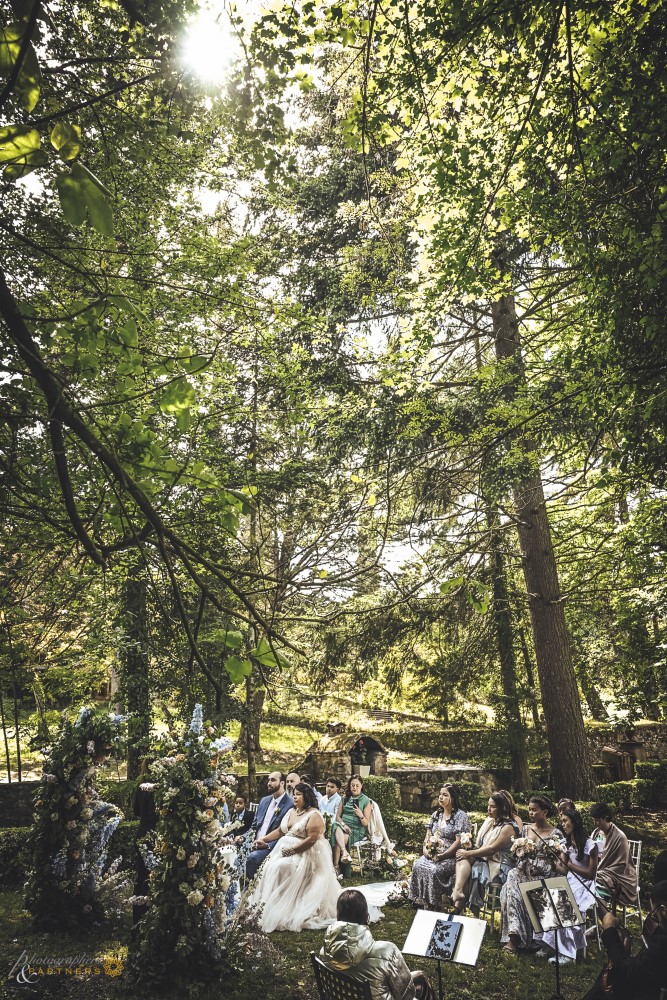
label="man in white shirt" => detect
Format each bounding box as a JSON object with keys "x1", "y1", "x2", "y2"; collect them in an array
[
  {"x1": 321, "y1": 776, "x2": 342, "y2": 817},
  {"x1": 242, "y1": 771, "x2": 293, "y2": 880}
]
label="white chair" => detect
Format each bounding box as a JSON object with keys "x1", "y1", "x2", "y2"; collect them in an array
[
  {"x1": 583, "y1": 901, "x2": 602, "y2": 956},
  {"x1": 619, "y1": 839, "x2": 643, "y2": 928}
]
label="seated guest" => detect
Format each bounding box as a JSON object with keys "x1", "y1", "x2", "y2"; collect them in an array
[
  {"x1": 539, "y1": 808, "x2": 597, "y2": 963},
  {"x1": 499, "y1": 789, "x2": 524, "y2": 832},
  {"x1": 409, "y1": 783, "x2": 471, "y2": 910},
  {"x1": 238, "y1": 771, "x2": 293, "y2": 880},
  {"x1": 244, "y1": 783, "x2": 340, "y2": 933},
  {"x1": 641, "y1": 849, "x2": 667, "y2": 944},
  {"x1": 500, "y1": 795, "x2": 560, "y2": 952},
  {"x1": 452, "y1": 792, "x2": 517, "y2": 915},
  {"x1": 332, "y1": 776, "x2": 372, "y2": 869},
  {"x1": 286, "y1": 771, "x2": 302, "y2": 795},
  {"x1": 300, "y1": 773, "x2": 326, "y2": 809},
  {"x1": 321, "y1": 776, "x2": 342, "y2": 817},
  {"x1": 590, "y1": 803, "x2": 637, "y2": 909},
  {"x1": 232, "y1": 794, "x2": 255, "y2": 835},
  {"x1": 321, "y1": 889, "x2": 435, "y2": 1000},
  {"x1": 582, "y1": 880, "x2": 667, "y2": 1000}
]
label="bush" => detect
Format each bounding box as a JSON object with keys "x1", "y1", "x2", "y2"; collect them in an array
[
  {"x1": 594, "y1": 781, "x2": 636, "y2": 812},
  {"x1": 386, "y1": 810, "x2": 429, "y2": 849},
  {"x1": 456, "y1": 781, "x2": 490, "y2": 813},
  {"x1": 364, "y1": 775, "x2": 400, "y2": 817},
  {"x1": 97, "y1": 777, "x2": 136, "y2": 813},
  {"x1": 0, "y1": 826, "x2": 31, "y2": 889}
]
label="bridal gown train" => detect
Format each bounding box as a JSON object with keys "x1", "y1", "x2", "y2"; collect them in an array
[{"x1": 246, "y1": 811, "x2": 342, "y2": 933}]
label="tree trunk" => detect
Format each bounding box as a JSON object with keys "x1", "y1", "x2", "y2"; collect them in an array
[
  {"x1": 577, "y1": 664, "x2": 608, "y2": 721},
  {"x1": 239, "y1": 684, "x2": 265, "y2": 754},
  {"x1": 120, "y1": 560, "x2": 150, "y2": 780},
  {"x1": 0, "y1": 688, "x2": 11, "y2": 782},
  {"x1": 486, "y1": 507, "x2": 531, "y2": 790},
  {"x1": 492, "y1": 293, "x2": 595, "y2": 798},
  {"x1": 518, "y1": 625, "x2": 542, "y2": 730}
]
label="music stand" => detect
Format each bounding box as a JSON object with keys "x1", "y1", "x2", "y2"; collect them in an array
[
  {"x1": 402, "y1": 910, "x2": 486, "y2": 1000},
  {"x1": 520, "y1": 876, "x2": 584, "y2": 1000}
]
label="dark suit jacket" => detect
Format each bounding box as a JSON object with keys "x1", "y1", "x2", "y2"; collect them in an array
[
  {"x1": 602, "y1": 925, "x2": 667, "y2": 1000},
  {"x1": 234, "y1": 809, "x2": 255, "y2": 835},
  {"x1": 252, "y1": 792, "x2": 293, "y2": 839}
]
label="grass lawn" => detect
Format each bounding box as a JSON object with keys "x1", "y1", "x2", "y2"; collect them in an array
[{"x1": 1, "y1": 873, "x2": 617, "y2": 1000}]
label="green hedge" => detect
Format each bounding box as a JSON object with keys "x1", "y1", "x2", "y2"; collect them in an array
[
  {"x1": 456, "y1": 781, "x2": 491, "y2": 813},
  {"x1": 0, "y1": 820, "x2": 139, "y2": 891},
  {"x1": 363, "y1": 775, "x2": 400, "y2": 817}
]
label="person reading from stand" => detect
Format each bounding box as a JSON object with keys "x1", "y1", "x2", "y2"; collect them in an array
[
  {"x1": 332, "y1": 775, "x2": 372, "y2": 872},
  {"x1": 537, "y1": 808, "x2": 597, "y2": 964},
  {"x1": 238, "y1": 770, "x2": 293, "y2": 881},
  {"x1": 500, "y1": 794, "x2": 560, "y2": 953},
  {"x1": 244, "y1": 782, "x2": 341, "y2": 933},
  {"x1": 322, "y1": 776, "x2": 342, "y2": 817},
  {"x1": 321, "y1": 889, "x2": 436, "y2": 1000},
  {"x1": 582, "y1": 880, "x2": 667, "y2": 1000},
  {"x1": 589, "y1": 803, "x2": 637, "y2": 913},
  {"x1": 452, "y1": 792, "x2": 516, "y2": 916},
  {"x1": 409, "y1": 784, "x2": 471, "y2": 910}
]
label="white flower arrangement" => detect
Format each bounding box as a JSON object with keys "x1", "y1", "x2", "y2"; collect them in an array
[
  {"x1": 510, "y1": 836, "x2": 538, "y2": 859},
  {"x1": 459, "y1": 832, "x2": 473, "y2": 849},
  {"x1": 187, "y1": 889, "x2": 204, "y2": 906}
]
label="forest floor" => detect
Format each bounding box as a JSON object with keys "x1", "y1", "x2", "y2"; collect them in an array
[
  {"x1": 1, "y1": 877, "x2": 608, "y2": 1000},
  {"x1": 5, "y1": 805, "x2": 665, "y2": 1000}
]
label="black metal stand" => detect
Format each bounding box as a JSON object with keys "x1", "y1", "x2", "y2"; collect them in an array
[
  {"x1": 436, "y1": 959, "x2": 443, "y2": 1000},
  {"x1": 547, "y1": 930, "x2": 566, "y2": 1000}
]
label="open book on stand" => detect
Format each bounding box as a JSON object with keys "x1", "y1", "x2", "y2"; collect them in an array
[{"x1": 424, "y1": 919, "x2": 462, "y2": 961}]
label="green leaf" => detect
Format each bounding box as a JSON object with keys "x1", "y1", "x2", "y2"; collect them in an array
[
  {"x1": 160, "y1": 377, "x2": 196, "y2": 415},
  {"x1": 51, "y1": 122, "x2": 81, "y2": 161},
  {"x1": 439, "y1": 576, "x2": 464, "y2": 594},
  {"x1": 0, "y1": 124, "x2": 39, "y2": 165},
  {"x1": 249, "y1": 637, "x2": 289, "y2": 669},
  {"x1": 0, "y1": 24, "x2": 41, "y2": 111},
  {"x1": 83, "y1": 176, "x2": 113, "y2": 235},
  {"x1": 3, "y1": 146, "x2": 46, "y2": 178},
  {"x1": 224, "y1": 655, "x2": 253, "y2": 684},
  {"x1": 178, "y1": 353, "x2": 211, "y2": 373},
  {"x1": 71, "y1": 160, "x2": 112, "y2": 197},
  {"x1": 118, "y1": 318, "x2": 138, "y2": 347},
  {"x1": 222, "y1": 630, "x2": 243, "y2": 649},
  {"x1": 56, "y1": 172, "x2": 86, "y2": 226}
]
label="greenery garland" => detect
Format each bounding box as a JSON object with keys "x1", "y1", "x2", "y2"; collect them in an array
[
  {"x1": 129, "y1": 704, "x2": 239, "y2": 984},
  {"x1": 25, "y1": 706, "x2": 127, "y2": 926}
]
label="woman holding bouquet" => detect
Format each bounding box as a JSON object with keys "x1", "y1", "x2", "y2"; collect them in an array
[
  {"x1": 409, "y1": 784, "x2": 471, "y2": 909},
  {"x1": 538, "y1": 808, "x2": 598, "y2": 963},
  {"x1": 452, "y1": 792, "x2": 517, "y2": 914},
  {"x1": 500, "y1": 794, "x2": 561, "y2": 953}
]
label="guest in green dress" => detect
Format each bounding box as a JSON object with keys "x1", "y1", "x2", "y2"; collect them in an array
[{"x1": 332, "y1": 776, "x2": 372, "y2": 869}]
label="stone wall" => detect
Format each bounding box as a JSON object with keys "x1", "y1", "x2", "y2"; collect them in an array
[{"x1": 388, "y1": 766, "x2": 504, "y2": 812}]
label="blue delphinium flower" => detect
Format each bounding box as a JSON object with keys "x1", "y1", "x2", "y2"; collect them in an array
[{"x1": 189, "y1": 703, "x2": 204, "y2": 736}]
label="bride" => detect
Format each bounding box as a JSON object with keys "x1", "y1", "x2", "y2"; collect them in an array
[{"x1": 245, "y1": 782, "x2": 341, "y2": 933}]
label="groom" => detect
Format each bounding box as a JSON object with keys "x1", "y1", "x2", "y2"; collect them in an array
[{"x1": 242, "y1": 771, "x2": 293, "y2": 880}]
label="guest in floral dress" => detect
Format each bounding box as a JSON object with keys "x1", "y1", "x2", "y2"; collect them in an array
[
  {"x1": 409, "y1": 784, "x2": 471, "y2": 909},
  {"x1": 453, "y1": 792, "x2": 517, "y2": 914},
  {"x1": 539, "y1": 808, "x2": 598, "y2": 963},
  {"x1": 501, "y1": 795, "x2": 561, "y2": 952}
]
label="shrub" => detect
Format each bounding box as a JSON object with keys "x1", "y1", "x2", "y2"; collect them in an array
[
  {"x1": 0, "y1": 827, "x2": 31, "y2": 889},
  {"x1": 386, "y1": 810, "x2": 429, "y2": 849},
  {"x1": 456, "y1": 781, "x2": 490, "y2": 813},
  {"x1": 364, "y1": 775, "x2": 400, "y2": 817},
  {"x1": 594, "y1": 782, "x2": 635, "y2": 812}
]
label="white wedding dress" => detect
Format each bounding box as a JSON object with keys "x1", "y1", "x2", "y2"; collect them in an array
[{"x1": 246, "y1": 810, "x2": 342, "y2": 933}]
